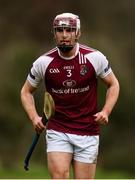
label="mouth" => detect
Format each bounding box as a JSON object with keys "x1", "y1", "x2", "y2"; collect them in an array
[
  {"x1": 57, "y1": 40, "x2": 74, "y2": 52},
  {"x1": 60, "y1": 40, "x2": 70, "y2": 44}
]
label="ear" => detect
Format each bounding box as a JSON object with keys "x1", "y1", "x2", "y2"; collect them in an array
[
  {"x1": 53, "y1": 29, "x2": 57, "y2": 40},
  {"x1": 76, "y1": 30, "x2": 81, "y2": 40}
]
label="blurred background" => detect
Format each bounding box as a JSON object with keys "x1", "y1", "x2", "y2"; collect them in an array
[{"x1": 0, "y1": 0, "x2": 135, "y2": 178}]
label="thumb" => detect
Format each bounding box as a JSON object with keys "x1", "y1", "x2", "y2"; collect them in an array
[{"x1": 93, "y1": 113, "x2": 99, "y2": 121}]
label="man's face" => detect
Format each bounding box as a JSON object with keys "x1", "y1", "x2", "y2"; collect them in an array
[{"x1": 54, "y1": 26, "x2": 80, "y2": 52}]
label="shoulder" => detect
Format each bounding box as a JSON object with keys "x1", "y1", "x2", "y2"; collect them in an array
[
  {"x1": 33, "y1": 47, "x2": 57, "y2": 67},
  {"x1": 79, "y1": 44, "x2": 108, "y2": 67},
  {"x1": 86, "y1": 51, "x2": 107, "y2": 63},
  {"x1": 79, "y1": 44, "x2": 105, "y2": 58},
  {"x1": 79, "y1": 44, "x2": 97, "y2": 55}
]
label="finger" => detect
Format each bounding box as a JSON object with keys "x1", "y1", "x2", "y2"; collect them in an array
[
  {"x1": 98, "y1": 118, "x2": 108, "y2": 125},
  {"x1": 93, "y1": 114, "x2": 101, "y2": 122},
  {"x1": 93, "y1": 114, "x2": 99, "y2": 121},
  {"x1": 35, "y1": 127, "x2": 44, "y2": 134},
  {"x1": 39, "y1": 122, "x2": 46, "y2": 128}
]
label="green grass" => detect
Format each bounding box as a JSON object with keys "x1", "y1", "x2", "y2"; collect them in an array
[
  {"x1": 0, "y1": 164, "x2": 133, "y2": 179},
  {"x1": 0, "y1": 164, "x2": 50, "y2": 179},
  {"x1": 95, "y1": 168, "x2": 133, "y2": 179}
]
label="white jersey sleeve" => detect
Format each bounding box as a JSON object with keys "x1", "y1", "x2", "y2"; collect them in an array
[
  {"x1": 85, "y1": 51, "x2": 112, "y2": 78},
  {"x1": 27, "y1": 55, "x2": 53, "y2": 87}
]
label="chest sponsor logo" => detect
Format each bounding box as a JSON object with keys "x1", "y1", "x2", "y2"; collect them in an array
[
  {"x1": 52, "y1": 85, "x2": 89, "y2": 94},
  {"x1": 49, "y1": 68, "x2": 60, "y2": 73},
  {"x1": 63, "y1": 79, "x2": 76, "y2": 88}
]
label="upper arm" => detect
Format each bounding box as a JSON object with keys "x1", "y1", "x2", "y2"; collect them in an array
[
  {"x1": 86, "y1": 51, "x2": 112, "y2": 78},
  {"x1": 101, "y1": 72, "x2": 119, "y2": 88},
  {"x1": 27, "y1": 55, "x2": 53, "y2": 88},
  {"x1": 21, "y1": 80, "x2": 37, "y2": 95}
]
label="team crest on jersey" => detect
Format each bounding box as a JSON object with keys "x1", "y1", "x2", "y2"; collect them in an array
[{"x1": 80, "y1": 65, "x2": 88, "y2": 76}]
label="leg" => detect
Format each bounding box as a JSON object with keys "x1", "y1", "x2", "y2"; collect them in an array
[
  {"x1": 72, "y1": 135, "x2": 99, "y2": 179},
  {"x1": 46, "y1": 130, "x2": 74, "y2": 179},
  {"x1": 73, "y1": 160, "x2": 96, "y2": 179},
  {"x1": 47, "y1": 152, "x2": 73, "y2": 179}
]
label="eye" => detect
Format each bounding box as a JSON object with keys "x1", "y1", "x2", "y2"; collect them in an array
[
  {"x1": 55, "y1": 27, "x2": 63, "y2": 32},
  {"x1": 54, "y1": 27, "x2": 76, "y2": 33},
  {"x1": 66, "y1": 28, "x2": 76, "y2": 32}
]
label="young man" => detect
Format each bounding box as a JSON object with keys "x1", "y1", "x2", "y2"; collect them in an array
[{"x1": 21, "y1": 13, "x2": 119, "y2": 179}]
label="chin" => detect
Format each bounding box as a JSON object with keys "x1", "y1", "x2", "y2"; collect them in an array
[{"x1": 57, "y1": 45, "x2": 74, "y2": 53}]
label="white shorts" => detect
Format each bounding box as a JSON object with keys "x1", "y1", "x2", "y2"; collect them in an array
[{"x1": 46, "y1": 130, "x2": 99, "y2": 164}]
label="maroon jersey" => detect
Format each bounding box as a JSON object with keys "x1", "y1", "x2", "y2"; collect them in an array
[{"x1": 28, "y1": 43, "x2": 112, "y2": 135}]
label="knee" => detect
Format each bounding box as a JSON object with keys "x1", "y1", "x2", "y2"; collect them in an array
[{"x1": 50, "y1": 168, "x2": 70, "y2": 179}]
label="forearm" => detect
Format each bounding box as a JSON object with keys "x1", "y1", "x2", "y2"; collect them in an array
[
  {"x1": 21, "y1": 86, "x2": 39, "y2": 123},
  {"x1": 21, "y1": 80, "x2": 45, "y2": 133},
  {"x1": 102, "y1": 81, "x2": 120, "y2": 116}
]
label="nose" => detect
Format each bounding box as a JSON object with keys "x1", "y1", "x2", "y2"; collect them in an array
[{"x1": 62, "y1": 29, "x2": 68, "y2": 38}]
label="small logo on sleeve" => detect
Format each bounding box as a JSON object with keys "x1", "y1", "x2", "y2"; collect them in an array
[
  {"x1": 104, "y1": 64, "x2": 110, "y2": 73},
  {"x1": 29, "y1": 71, "x2": 35, "y2": 79}
]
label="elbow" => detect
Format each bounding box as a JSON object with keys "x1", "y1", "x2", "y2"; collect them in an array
[
  {"x1": 20, "y1": 86, "x2": 26, "y2": 102},
  {"x1": 114, "y1": 79, "x2": 120, "y2": 99},
  {"x1": 116, "y1": 79, "x2": 120, "y2": 92}
]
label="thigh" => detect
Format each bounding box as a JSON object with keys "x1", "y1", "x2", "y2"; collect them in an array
[
  {"x1": 46, "y1": 130, "x2": 73, "y2": 178},
  {"x1": 73, "y1": 135, "x2": 99, "y2": 164},
  {"x1": 47, "y1": 152, "x2": 72, "y2": 178},
  {"x1": 71, "y1": 135, "x2": 99, "y2": 179},
  {"x1": 46, "y1": 130, "x2": 73, "y2": 153},
  {"x1": 73, "y1": 160, "x2": 96, "y2": 179}
]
